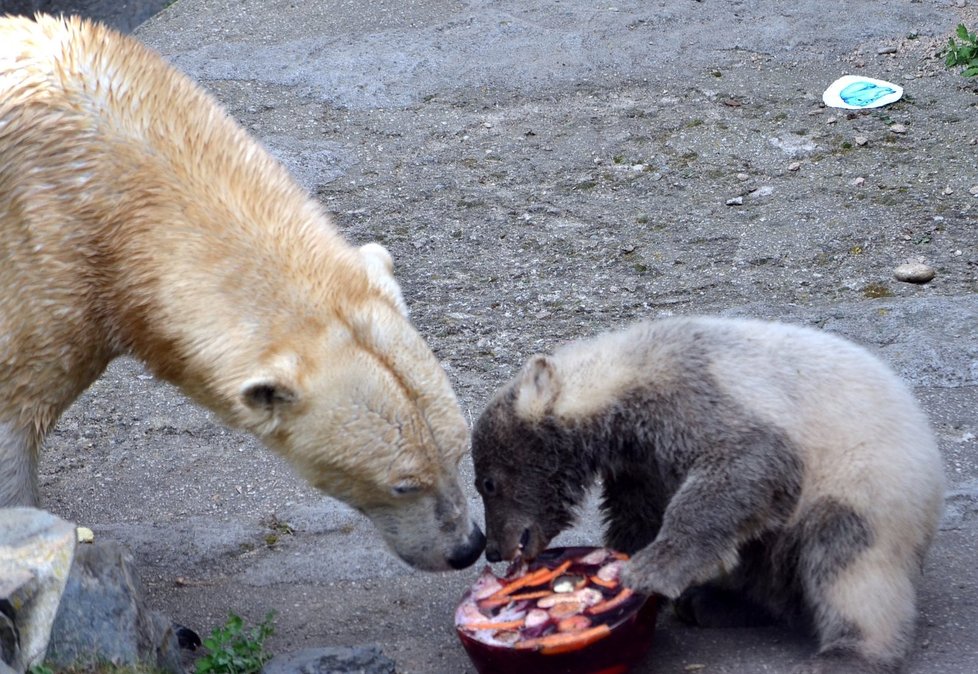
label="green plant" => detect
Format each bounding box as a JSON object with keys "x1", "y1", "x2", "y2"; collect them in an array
[
  {"x1": 945, "y1": 24, "x2": 978, "y2": 77},
  {"x1": 195, "y1": 612, "x2": 276, "y2": 674},
  {"x1": 29, "y1": 666, "x2": 55, "y2": 674}
]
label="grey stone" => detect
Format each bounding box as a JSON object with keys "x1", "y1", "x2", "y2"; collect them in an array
[
  {"x1": 894, "y1": 262, "x2": 936, "y2": 284},
  {"x1": 1, "y1": 608, "x2": 18, "y2": 669},
  {"x1": 0, "y1": 508, "x2": 77, "y2": 671},
  {"x1": 45, "y1": 542, "x2": 183, "y2": 674},
  {"x1": 262, "y1": 646, "x2": 397, "y2": 674}
]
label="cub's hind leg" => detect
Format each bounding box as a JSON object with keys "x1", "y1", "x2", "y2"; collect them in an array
[
  {"x1": 673, "y1": 582, "x2": 776, "y2": 628},
  {"x1": 793, "y1": 499, "x2": 914, "y2": 674}
]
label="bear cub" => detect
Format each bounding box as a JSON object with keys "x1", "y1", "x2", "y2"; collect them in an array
[{"x1": 472, "y1": 316, "x2": 944, "y2": 674}]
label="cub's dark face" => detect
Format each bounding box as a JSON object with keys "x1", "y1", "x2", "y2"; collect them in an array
[{"x1": 471, "y1": 392, "x2": 589, "y2": 562}]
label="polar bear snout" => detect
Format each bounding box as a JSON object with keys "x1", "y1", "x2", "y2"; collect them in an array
[{"x1": 446, "y1": 522, "x2": 486, "y2": 570}]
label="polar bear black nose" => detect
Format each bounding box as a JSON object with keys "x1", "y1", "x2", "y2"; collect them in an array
[{"x1": 447, "y1": 522, "x2": 486, "y2": 569}]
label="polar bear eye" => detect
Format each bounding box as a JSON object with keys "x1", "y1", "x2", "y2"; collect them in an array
[
  {"x1": 482, "y1": 477, "x2": 496, "y2": 495},
  {"x1": 392, "y1": 481, "x2": 421, "y2": 497}
]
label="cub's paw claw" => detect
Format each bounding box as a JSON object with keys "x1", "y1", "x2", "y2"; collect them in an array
[{"x1": 620, "y1": 558, "x2": 683, "y2": 599}]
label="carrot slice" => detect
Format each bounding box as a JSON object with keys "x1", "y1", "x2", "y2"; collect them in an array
[
  {"x1": 588, "y1": 574, "x2": 618, "y2": 589},
  {"x1": 508, "y1": 590, "x2": 553, "y2": 601},
  {"x1": 489, "y1": 559, "x2": 573, "y2": 599},
  {"x1": 478, "y1": 595, "x2": 514, "y2": 610},
  {"x1": 516, "y1": 623, "x2": 612, "y2": 655},
  {"x1": 463, "y1": 618, "x2": 526, "y2": 631},
  {"x1": 479, "y1": 587, "x2": 555, "y2": 611},
  {"x1": 587, "y1": 587, "x2": 635, "y2": 615}
]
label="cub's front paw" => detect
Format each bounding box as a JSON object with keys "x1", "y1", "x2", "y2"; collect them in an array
[{"x1": 620, "y1": 551, "x2": 686, "y2": 599}]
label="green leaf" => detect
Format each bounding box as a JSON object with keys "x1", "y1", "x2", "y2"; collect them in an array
[
  {"x1": 963, "y1": 65, "x2": 978, "y2": 77},
  {"x1": 957, "y1": 23, "x2": 969, "y2": 40}
]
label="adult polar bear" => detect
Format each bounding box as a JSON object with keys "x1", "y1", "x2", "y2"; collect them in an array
[{"x1": 0, "y1": 14, "x2": 485, "y2": 572}]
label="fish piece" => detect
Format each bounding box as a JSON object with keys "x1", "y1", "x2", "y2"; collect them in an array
[
  {"x1": 577, "y1": 548, "x2": 612, "y2": 566},
  {"x1": 471, "y1": 565, "x2": 505, "y2": 600},
  {"x1": 494, "y1": 630, "x2": 521, "y2": 646},
  {"x1": 552, "y1": 574, "x2": 586, "y2": 593},
  {"x1": 537, "y1": 587, "x2": 603, "y2": 609},
  {"x1": 524, "y1": 608, "x2": 551, "y2": 629},
  {"x1": 455, "y1": 601, "x2": 488, "y2": 626},
  {"x1": 557, "y1": 615, "x2": 592, "y2": 632},
  {"x1": 495, "y1": 604, "x2": 529, "y2": 623},
  {"x1": 596, "y1": 560, "x2": 624, "y2": 583},
  {"x1": 548, "y1": 600, "x2": 586, "y2": 619}
]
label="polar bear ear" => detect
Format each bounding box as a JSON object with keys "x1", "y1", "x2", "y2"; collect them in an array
[
  {"x1": 514, "y1": 355, "x2": 561, "y2": 420},
  {"x1": 241, "y1": 380, "x2": 298, "y2": 411},
  {"x1": 359, "y1": 242, "x2": 409, "y2": 317},
  {"x1": 240, "y1": 351, "x2": 301, "y2": 415}
]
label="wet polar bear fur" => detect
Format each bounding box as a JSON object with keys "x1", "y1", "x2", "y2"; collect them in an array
[
  {"x1": 472, "y1": 316, "x2": 944, "y2": 673},
  {"x1": 0, "y1": 15, "x2": 485, "y2": 571}
]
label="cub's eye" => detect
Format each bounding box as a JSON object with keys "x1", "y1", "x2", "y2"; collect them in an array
[{"x1": 481, "y1": 477, "x2": 496, "y2": 495}]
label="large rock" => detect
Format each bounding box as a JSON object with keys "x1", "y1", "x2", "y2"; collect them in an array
[
  {"x1": 0, "y1": 508, "x2": 77, "y2": 672},
  {"x1": 0, "y1": 1, "x2": 169, "y2": 33},
  {"x1": 45, "y1": 541, "x2": 183, "y2": 674},
  {"x1": 262, "y1": 646, "x2": 397, "y2": 674}
]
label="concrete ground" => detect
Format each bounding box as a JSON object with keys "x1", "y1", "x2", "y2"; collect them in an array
[{"x1": 30, "y1": 0, "x2": 978, "y2": 672}]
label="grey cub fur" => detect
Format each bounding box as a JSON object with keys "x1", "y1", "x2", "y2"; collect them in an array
[{"x1": 472, "y1": 317, "x2": 944, "y2": 674}]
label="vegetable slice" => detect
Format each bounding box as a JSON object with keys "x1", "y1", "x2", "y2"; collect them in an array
[{"x1": 516, "y1": 623, "x2": 613, "y2": 655}]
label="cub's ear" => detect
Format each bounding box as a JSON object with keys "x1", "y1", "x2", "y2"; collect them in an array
[
  {"x1": 514, "y1": 355, "x2": 561, "y2": 420},
  {"x1": 359, "y1": 242, "x2": 409, "y2": 317},
  {"x1": 241, "y1": 380, "x2": 298, "y2": 411}
]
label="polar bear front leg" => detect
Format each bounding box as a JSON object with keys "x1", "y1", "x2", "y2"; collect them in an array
[{"x1": 0, "y1": 420, "x2": 39, "y2": 507}]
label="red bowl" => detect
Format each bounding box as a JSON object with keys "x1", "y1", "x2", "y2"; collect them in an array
[{"x1": 455, "y1": 546, "x2": 659, "y2": 674}]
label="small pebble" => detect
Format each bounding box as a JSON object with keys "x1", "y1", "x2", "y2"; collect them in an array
[
  {"x1": 76, "y1": 526, "x2": 95, "y2": 544},
  {"x1": 851, "y1": 177, "x2": 866, "y2": 187},
  {"x1": 750, "y1": 185, "x2": 774, "y2": 198},
  {"x1": 878, "y1": 46, "x2": 898, "y2": 55},
  {"x1": 826, "y1": 116, "x2": 838, "y2": 125},
  {"x1": 787, "y1": 161, "x2": 801, "y2": 171},
  {"x1": 969, "y1": 185, "x2": 978, "y2": 196},
  {"x1": 855, "y1": 136, "x2": 869, "y2": 146},
  {"x1": 943, "y1": 186, "x2": 954, "y2": 195},
  {"x1": 725, "y1": 196, "x2": 743, "y2": 206},
  {"x1": 890, "y1": 123, "x2": 907, "y2": 134},
  {"x1": 893, "y1": 263, "x2": 935, "y2": 284},
  {"x1": 736, "y1": 172, "x2": 750, "y2": 181}
]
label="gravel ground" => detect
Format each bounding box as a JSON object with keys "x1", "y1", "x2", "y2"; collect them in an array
[{"x1": 26, "y1": 1, "x2": 978, "y2": 672}]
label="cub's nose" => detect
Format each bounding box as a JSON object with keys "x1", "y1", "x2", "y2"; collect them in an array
[
  {"x1": 447, "y1": 522, "x2": 486, "y2": 570},
  {"x1": 484, "y1": 545, "x2": 502, "y2": 563}
]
